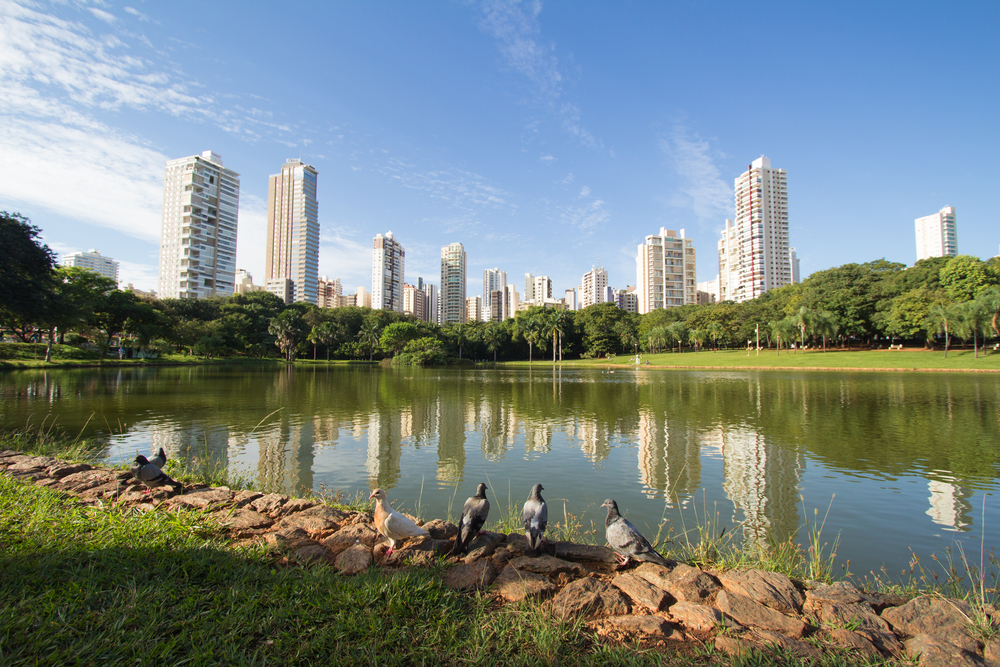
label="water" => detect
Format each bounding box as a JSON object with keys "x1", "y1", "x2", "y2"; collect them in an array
[{"x1": 2, "y1": 364, "x2": 998, "y2": 580}]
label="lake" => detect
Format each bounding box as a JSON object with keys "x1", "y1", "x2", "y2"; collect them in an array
[{"x1": 2, "y1": 364, "x2": 998, "y2": 580}]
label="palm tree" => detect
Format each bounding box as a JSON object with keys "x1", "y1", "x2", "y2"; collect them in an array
[
  {"x1": 791, "y1": 306, "x2": 813, "y2": 353},
  {"x1": 769, "y1": 317, "x2": 795, "y2": 355},
  {"x1": 976, "y1": 286, "x2": 1000, "y2": 341},
  {"x1": 706, "y1": 321, "x2": 724, "y2": 352},
  {"x1": 515, "y1": 315, "x2": 540, "y2": 363},
  {"x1": 358, "y1": 317, "x2": 382, "y2": 361},
  {"x1": 688, "y1": 328, "x2": 706, "y2": 353},
  {"x1": 812, "y1": 311, "x2": 839, "y2": 352},
  {"x1": 954, "y1": 300, "x2": 989, "y2": 359},
  {"x1": 539, "y1": 310, "x2": 560, "y2": 363},
  {"x1": 483, "y1": 322, "x2": 503, "y2": 362},
  {"x1": 646, "y1": 326, "x2": 666, "y2": 354},
  {"x1": 268, "y1": 310, "x2": 305, "y2": 362},
  {"x1": 453, "y1": 323, "x2": 467, "y2": 359},
  {"x1": 554, "y1": 309, "x2": 574, "y2": 362},
  {"x1": 927, "y1": 302, "x2": 957, "y2": 358},
  {"x1": 666, "y1": 321, "x2": 688, "y2": 353}
]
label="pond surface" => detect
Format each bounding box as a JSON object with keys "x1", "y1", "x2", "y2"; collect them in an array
[{"x1": 2, "y1": 365, "x2": 998, "y2": 580}]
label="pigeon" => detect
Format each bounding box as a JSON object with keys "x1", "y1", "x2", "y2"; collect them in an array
[
  {"x1": 149, "y1": 447, "x2": 167, "y2": 469},
  {"x1": 522, "y1": 483, "x2": 548, "y2": 557},
  {"x1": 370, "y1": 488, "x2": 430, "y2": 555},
  {"x1": 451, "y1": 482, "x2": 490, "y2": 556},
  {"x1": 131, "y1": 454, "x2": 183, "y2": 494},
  {"x1": 601, "y1": 499, "x2": 670, "y2": 567}
]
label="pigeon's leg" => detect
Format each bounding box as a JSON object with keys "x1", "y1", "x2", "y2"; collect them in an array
[
  {"x1": 142, "y1": 487, "x2": 152, "y2": 494},
  {"x1": 616, "y1": 553, "x2": 630, "y2": 566}
]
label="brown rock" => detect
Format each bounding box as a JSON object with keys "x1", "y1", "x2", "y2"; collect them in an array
[
  {"x1": 804, "y1": 580, "x2": 870, "y2": 608},
  {"x1": 510, "y1": 555, "x2": 589, "y2": 580},
  {"x1": 250, "y1": 493, "x2": 290, "y2": 517},
  {"x1": 715, "y1": 590, "x2": 808, "y2": 639},
  {"x1": 551, "y1": 577, "x2": 631, "y2": 619},
  {"x1": 57, "y1": 469, "x2": 117, "y2": 492},
  {"x1": 503, "y1": 533, "x2": 527, "y2": 557},
  {"x1": 322, "y1": 524, "x2": 380, "y2": 554},
  {"x1": 79, "y1": 479, "x2": 130, "y2": 499},
  {"x1": 882, "y1": 596, "x2": 974, "y2": 638},
  {"x1": 554, "y1": 542, "x2": 618, "y2": 566},
  {"x1": 669, "y1": 601, "x2": 740, "y2": 638},
  {"x1": 422, "y1": 518, "x2": 458, "y2": 540},
  {"x1": 266, "y1": 527, "x2": 317, "y2": 551},
  {"x1": 492, "y1": 566, "x2": 559, "y2": 602},
  {"x1": 216, "y1": 509, "x2": 274, "y2": 533},
  {"x1": 490, "y1": 547, "x2": 514, "y2": 569},
  {"x1": 601, "y1": 615, "x2": 678, "y2": 638},
  {"x1": 612, "y1": 572, "x2": 673, "y2": 612},
  {"x1": 274, "y1": 511, "x2": 342, "y2": 535},
  {"x1": 233, "y1": 490, "x2": 263, "y2": 507},
  {"x1": 714, "y1": 635, "x2": 758, "y2": 656},
  {"x1": 904, "y1": 633, "x2": 984, "y2": 667},
  {"x1": 46, "y1": 463, "x2": 92, "y2": 479},
  {"x1": 295, "y1": 544, "x2": 333, "y2": 565},
  {"x1": 753, "y1": 629, "x2": 823, "y2": 661},
  {"x1": 335, "y1": 544, "x2": 372, "y2": 575},
  {"x1": 277, "y1": 498, "x2": 317, "y2": 517},
  {"x1": 34, "y1": 478, "x2": 60, "y2": 488},
  {"x1": 985, "y1": 637, "x2": 1000, "y2": 666},
  {"x1": 825, "y1": 628, "x2": 881, "y2": 658},
  {"x1": 867, "y1": 591, "x2": 910, "y2": 613},
  {"x1": 8, "y1": 455, "x2": 59, "y2": 470},
  {"x1": 381, "y1": 549, "x2": 439, "y2": 567},
  {"x1": 172, "y1": 487, "x2": 234, "y2": 510},
  {"x1": 813, "y1": 601, "x2": 891, "y2": 636},
  {"x1": 464, "y1": 541, "x2": 498, "y2": 564},
  {"x1": 635, "y1": 562, "x2": 720, "y2": 603},
  {"x1": 719, "y1": 569, "x2": 804, "y2": 615},
  {"x1": 444, "y1": 560, "x2": 498, "y2": 591}
]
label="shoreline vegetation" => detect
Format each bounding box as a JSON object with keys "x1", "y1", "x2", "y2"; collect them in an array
[{"x1": 2, "y1": 427, "x2": 998, "y2": 666}]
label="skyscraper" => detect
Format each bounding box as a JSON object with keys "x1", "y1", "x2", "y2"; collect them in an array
[
  {"x1": 579, "y1": 265, "x2": 609, "y2": 309},
  {"x1": 440, "y1": 242, "x2": 466, "y2": 324},
  {"x1": 635, "y1": 228, "x2": 697, "y2": 313},
  {"x1": 915, "y1": 206, "x2": 957, "y2": 261},
  {"x1": 265, "y1": 159, "x2": 319, "y2": 304},
  {"x1": 789, "y1": 248, "x2": 801, "y2": 284},
  {"x1": 483, "y1": 268, "x2": 507, "y2": 322},
  {"x1": 717, "y1": 156, "x2": 790, "y2": 303},
  {"x1": 60, "y1": 249, "x2": 119, "y2": 284},
  {"x1": 372, "y1": 232, "x2": 404, "y2": 311},
  {"x1": 157, "y1": 151, "x2": 239, "y2": 299},
  {"x1": 403, "y1": 283, "x2": 426, "y2": 320}
]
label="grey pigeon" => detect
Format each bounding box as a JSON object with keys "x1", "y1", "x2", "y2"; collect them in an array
[
  {"x1": 522, "y1": 483, "x2": 548, "y2": 557},
  {"x1": 149, "y1": 447, "x2": 167, "y2": 469},
  {"x1": 452, "y1": 483, "x2": 490, "y2": 556},
  {"x1": 131, "y1": 454, "x2": 183, "y2": 494},
  {"x1": 601, "y1": 499, "x2": 670, "y2": 567}
]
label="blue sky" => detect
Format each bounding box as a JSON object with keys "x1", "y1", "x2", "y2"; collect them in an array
[{"x1": 1, "y1": 0, "x2": 997, "y2": 296}]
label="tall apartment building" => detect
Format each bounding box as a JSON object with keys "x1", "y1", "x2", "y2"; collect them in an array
[
  {"x1": 564, "y1": 288, "x2": 577, "y2": 311},
  {"x1": 789, "y1": 248, "x2": 801, "y2": 284},
  {"x1": 157, "y1": 151, "x2": 239, "y2": 299},
  {"x1": 60, "y1": 249, "x2": 119, "y2": 284},
  {"x1": 265, "y1": 159, "x2": 319, "y2": 304},
  {"x1": 612, "y1": 288, "x2": 638, "y2": 313},
  {"x1": 505, "y1": 285, "x2": 520, "y2": 317},
  {"x1": 915, "y1": 206, "x2": 957, "y2": 261},
  {"x1": 488, "y1": 289, "x2": 506, "y2": 322},
  {"x1": 372, "y1": 232, "x2": 404, "y2": 311},
  {"x1": 424, "y1": 284, "x2": 439, "y2": 324},
  {"x1": 635, "y1": 228, "x2": 697, "y2": 313},
  {"x1": 717, "y1": 156, "x2": 790, "y2": 303},
  {"x1": 403, "y1": 283, "x2": 426, "y2": 320},
  {"x1": 523, "y1": 274, "x2": 552, "y2": 305},
  {"x1": 483, "y1": 268, "x2": 507, "y2": 322},
  {"x1": 466, "y1": 296, "x2": 482, "y2": 323},
  {"x1": 355, "y1": 285, "x2": 371, "y2": 309},
  {"x1": 579, "y1": 265, "x2": 609, "y2": 309},
  {"x1": 440, "y1": 242, "x2": 466, "y2": 325},
  {"x1": 233, "y1": 269, "x2": 263, "y2": 295},
  {"x1": 317, "y1": 276, "x2": 342, "y2": 308}
]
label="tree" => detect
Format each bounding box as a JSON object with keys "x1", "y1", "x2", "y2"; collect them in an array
[
  {"x1": 309, "y1": 321, "x2": 341, "y2": 361},
  {"x1": 706, "y1": 321, "x2": 724, "y2": 352},
  {"x1": 0, "y1": 212, "x2": 57, "y2": 341},
  {"x1": 791, "y1": 306, "x2": 813, "y2": 353},
  {"x1": 812, "y1": 311, "x2": 839, "y2": 352},
  {"x1": 358, "y1": 317, "x2": 382, "y2": 361},
  {"x1": 452, "y1": 323, "x2": 468, "y2": 360},
  {"x1": 769, "y1": 317, "x2": 796, "y2": 355},
  {"x1": 514, "y1": 313, "x2": 542, "y2": 363},
  {"x1": 666, "y1": 321, "x2": 688, "y2": 353},
  {"x1": 927, "y1": 302, "x2": 958, "y2": 358},
  {"x1": 380, "y1": 321, "x2": 420, "y2": 357},
  {"x1": 40, "y1": 267, "x2": 116, "y2": 362},
  {"x1": 646, "y1": 326, "x2": 667, "y2": 354},
  {"x1": 976, "y1": 286, "x2": 1000, "y2": 340},
  {"x1": 268, "y1": 309, "x2": 307, "y2": 361},
  {"x1": 939, "y1": 255, "x2": 999, "y2": 302},
  {"x1": 92, "y1": 290, "x2": 158, "y2": 361},
  {"x1": 687, "y1": 327, "x2": 706, "y2": 353},
  {"x1": 954, "y1": 300, "x2": 989, "y2": 359},
  {"x1": 483, "y1": 322, "x2": 504, "y2": 362},
  {"x1": 614, "y1": 318, "x2": 639, "y2": 356},
  {"x1": 575, "y1": 303, "x2": 628, "y2": 358},
  {"x1": 553, "y1": 309, "x2": 574, "y2": 362}
]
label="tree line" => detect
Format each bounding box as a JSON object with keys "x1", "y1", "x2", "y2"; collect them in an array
[{"x1": 3, "y1": 211, "x2": 999, "y2": 363}]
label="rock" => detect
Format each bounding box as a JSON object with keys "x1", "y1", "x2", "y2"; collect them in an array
[
  {"x1": 882, "y1": 596, "x2": 974, "y2": 638},
  {"x1": 216, "y1": 509, "x2": 274, "y2": 533},
  {"x1": 600, "y1": 615, "x2": 679, "y2": 638},
  {"x1": 464, "y1": 542, "x2": 498, "y2": 564},
  {"x1": 8, "y1": 455, "x2": 59, "y2": 471},
  {"x1": 825, "y1": 628, "x2": 881, "y2": 658},
  {"x1": 867, "y1": 591, "x2": 910, "y2": 613},
  {"x1": 490, "y1": 547, "x2": 514, "y2": 569},
  {"x1": 46, "y1": 463, "x2": 92, "y2": 479},
  {"x1": 57, "y1": 469, "x2": 117, "y2": 493},
  {"x1": 812, "y1": 599, "x2": 898, "y2": 654},
  {"x1": 34, "y1": 478, "x2": 60, "y2": 487},
  {"x1": 554, "y1": 542, "x2": 618, "y2": 568},
  {"x1": 422, "y1": 518, "x2": 458, "y2": 540},
  {"x1": 714, "y1": 635, "x2": 758, "y2": 657},
  {"x1": 381, "y1": 549, "x2": 439, "y2": 567},
  {"x1": 250, "y1": 493, "x2": 290, "y2": 517},
  {"x1": 984, "y1": 637, "x2": 1000, "y2": 667},
  {"x1": 265, "y1": 527, "x2": 316, "y2": 551},
  {"x1": 668, "y1": 601, "x2": 740, "y2": 638},
  {"x1": 274, "y1": 510, "x2": 342, "y2": 535},
  {"x1": 503, "y1": 533, "x2": 527, "y2": 557},
  {"x1": 611, "y1": 572, "x2": 673, "y2": 612},
  {"x1": 492, "y1": 566, "x2": 559, "y2": 603},
  {"x1": 904, "y1": 633, "x2": 985, "y2": 667},
  {"x1": 233, "y1": 490, "x2": 263, "y2": 508},
  {"x1": 753, "y1": 629, "x2": 823, "y2": 661},
  {"x1": 804, "y1": 580, "x2": 870, "y2": 609},
  {"x1": 80, "y1": 480, "x2": 130, "y2": 499},
  {"x1": 715, "y1": 591, "x2": 808, "y2": 639},
  {"x1": 322, "y1": 524, "x2": 380, "y2": 554},
  {"x1": 635, "y1": 562, "x2": 721, "y2": 603},
  {"x1": 719, "y1": 569, "x2": 804, "y2": 615},
  {"x1": 295, "y1": 544, "x2": 333, "y2": 565},
  {"x1": 444, "y1": 560, "x2": 499, "y2": 591},
  {"x1": 551, "y1": 577, "x2": 631, "y2": 619},
  {"x1": 463, "y1": 531, "x2": 505, "y2": 562},
  {"x1": 171, "y1": 487, "x2": 234, "y2": 510},
  {"x1": 509, "y1": 555, "x2": 589, "y2": 580},
  {"x1": 277, "y1": 498, "x2": 317, "y2": 517},
  {"x1": 335, "y1": 544, "x2": 372, "y2": 575}
]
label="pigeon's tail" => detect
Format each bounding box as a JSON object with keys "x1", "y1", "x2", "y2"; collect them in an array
[
  {"x1": 643, "y1": 549, "x2": 671, "y2": 567},
  {"x1": 451, "y1": 531, "x2": 470, "y2": 556},
  {"x1": 525, "y1": 527, "x2": 543, "y2": 557}
]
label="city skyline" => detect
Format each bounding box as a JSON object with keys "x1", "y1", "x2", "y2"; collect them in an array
[{"x1": 2, "y1": 2, "x2": 997, "y2": 296}]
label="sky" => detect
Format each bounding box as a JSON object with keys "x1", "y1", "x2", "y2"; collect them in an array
[{"x1": 1, "y1": 0, "x2": 998, "y2": 297}]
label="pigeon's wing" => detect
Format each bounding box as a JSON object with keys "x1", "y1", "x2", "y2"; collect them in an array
[
  {"x1": 615, "y1": 516, "x2": 667, "y2": 563},
  {"x1": 384, "y1": 509, "x2": 429, "y2": 540},
  {"x1": 136, "y1": 462, "x2": 164, "y2": 483},
  {"x1": 606, "y1": 516, "x2": 638, "y2": 553},
  {"x1": 149, "y1": 448, "x2": 166, "y2": 469},
  {"x1": 536, "y1": 500, "x2": 547, "y2": 534}
]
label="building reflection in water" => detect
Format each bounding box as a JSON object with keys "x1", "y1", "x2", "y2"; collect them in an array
[
  {"x1": 926, "y1": 480, "x2": 973, "y2": 531},
  {"x1": 366, "y1": 411, "x2": 402, "y2": 490},
  {"x1": 636, "y1": 408, "x2": 702, "y2": 504},
  {"x1": 437, "y1": 398, "x2": 465, "y2": 486},
  {"x1": 257, "y1": 418, "x2": 316, "y2": 494}
]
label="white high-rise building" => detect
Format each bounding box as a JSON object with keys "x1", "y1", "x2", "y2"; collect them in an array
[
  {"x1": 266, "y1": 159, "x2": 319, "y2": 304},
  {"x1": 440, "y1": 242, "x2": 466, "y2": 324},
  {"x1": 465, "y1": 296, "x2": 482, "y2": 323},
  {"x1": 636, "y1": 228, "x2": 697, "y2": 313},
  {"x1": 157, "y1": 151, "x2": 239, "y2": 299},
  {"x1": 718, "y1": 156, "x2": 790, "y2": 303},
  {"x1": 524, "y1": 273, "x2": 552, "y2": 305},
  {"x1": 403, "y1": 283, "x2": 426, "y2": 320},
  {"x1": 505, "y1": 284, "x2": 520, "y2": 316},
  {"x1": 60, "y1": 249, "x2": 119, "y2": 284},
  {"x1": 424, "y1": 283, "x2": 439, "y2": 324},
  {"x1": 579, "y1": 265, "x2": 609, "y2": 309},
  {"x1": 482, "y1": 268, "x2": 507, "y2": 322},
  {"x1": 564, "y1": 288, "x2": 577, "y2": 311},
  {"x1": 915, "y1": 206, "x2": 957, "y2": 261},
  {"x1": 372, "y1": 232, "x2": 405, "y2": 311},
  {"x1": 789, "y1": 248, "x2": 801, "y2": 284}
]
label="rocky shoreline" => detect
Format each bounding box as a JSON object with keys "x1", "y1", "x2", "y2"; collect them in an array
[{"x1": 4, "y1": 450, "x2": 998, "y2": 667}]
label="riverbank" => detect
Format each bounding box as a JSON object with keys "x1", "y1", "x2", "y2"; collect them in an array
[{"x1": 3, "y1": 440, "x2": 996, "y2": 666}]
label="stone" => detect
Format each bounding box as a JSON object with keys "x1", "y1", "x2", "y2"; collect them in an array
[
  {"x1": 8, "y1": 455, "x2": 59, "y2": 471},
  {"x1": 322, "y1": 524, "x2": 380, "y2": 554},
  {"x1": 753, "y1": 629, "x2": 823, "y2": 661},
  {"x1": 490, "y1": 547, "x2": 514, "y2": 568},
  {"x1": 46, "y1": 463, "x2": 92, "y2": 479},
  {"x1": 492, "y1": 566, "x2": 559, "y2": 603},
  {"x1": 825, "y1": 628, "x2": 881, "y2": 658},
  {"x1": 274, "y1": 510, "x2": 342, "y2": 535},
  {"x1": 867, "y1": 591, "x2": 910, "y2": 613},
  {"x1": 444, "y1": 560, "x2": 499, "y2": 591},
  {"x1": 464, "y1": 541, "x2": 498, "y2": 564},
  {"x1": 551, "y1": 577, "x2": 631, "y2": 619},
  {"x1": 509, "y1": 555, "x2": 589, "y2": 580},
  {"x1": 984, "y1": 637, "x2": 1000, "y2": 667},
  {"x1": 715, "y1": 591, "x2": 809, "y2": 639},
  {"x1": 422, "y1": 518, "x2": 458, "y2": 540},
  {"x1": 668, "y1": 601, "x2": 740, "y2": 638},
  {"x1": 804, "y1": 581, "x2": 870, "y2": 608},
  {"x1": 57, "y1": 469, "x2": 117, "y2": 493},
  {"x1": 216, "y1": 509, "x2": 273, "y2": 533},
  {"x1": 265, "y1": 527, "x2": 316, "y2": 551},
  {"x1": 34, "y1": 478, "x2": 60, "y2": 487},
  {"x1": 813, "y1": 601, "x2": 891, "y2": 636},
  {"x1": 904, "y1": 633, "x2": 985, "y2": 667},
  {"x1": 277, "y1": 498, "x2": 318, "y2": 517},
  {"x1": 233, "y1": 490, "x2": 263, "y2": 507},
  {"x1": 611, "y1": 572, "x2": 673, "y2": 612},
  {"x1": 295, "y1": 544, "x2": 333, "y2": 565},
  {"x1": 80, "y1": 480, "x2": 130, "y2": 499},
  {"x1": 714, "y1": 636, "x2": 758, "y2": 657},
  {"x1": 250, "y1": 493, "x2": 290, "y2": 517},
  {"x1": 335, "y1": 544, "x2": 372, "y2": 575},
  {"x1": 601, "y1": 615, "x2": 678, "y2": 638},
  {"x1": 381, "y1": 548, "x2": 439, "y2": 567},
  {"x1": 719, "y1": 569, "x2": 804, "y2": 615},
  {"x1": 635, "y1": 562, "x2": 721, "y2": 603},
  {"x1": 171, "y1": 487, "x2": 234, "y2": 510},
  {"x1": 881, "y1": 596, "x2": 974, "y2": 638},
  {"x1": 554, "y1": 542, "x2": 618, "y2": 567},
  {"x1": 503, "y1": 534, "x2": 527, "y2": 557}
]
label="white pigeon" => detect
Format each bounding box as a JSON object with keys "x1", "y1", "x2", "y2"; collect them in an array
[{"x1": 369, "y1": 488, "x2": 430, "y2": 555}]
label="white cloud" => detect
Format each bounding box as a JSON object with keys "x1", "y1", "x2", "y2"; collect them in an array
[
  {"x1": 87, "y1": 7, "x2": 117, "y2": 24},
  {"x1": 660, "y1": 125, "x2": 732, "y2": 223},
  {"x1": 118, "y1": 258, "x2": 159, "y2": 291},
  {"x1": 559, "y1": 197, "x2": 609, "y2": 234},
  {"x1": 318, "y1": 229, "x2": 372, "y2": 289},
  {"x1": 377, "y1": 158, "x2": 515, "y2": 215},
  {"x1": 234, "y1": 194, "x2": 267, "y2": 279},
  {"x1": 122, "y1": 7, "x2": 149, "y2": 22},
  {"x1": 578, "y1": 185, "x2": 590, "y2": 197},
  {"x1": 538, "y1": 154, "x2": 555, "y2": 162}
]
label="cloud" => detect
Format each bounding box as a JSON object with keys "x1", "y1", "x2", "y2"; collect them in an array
[
  {"x1": 660, "y1": 125, "x2": 732, "y2": 223},
  {"x1": 88, "y1": 7, "x2": 117, "y2": 24},
  {"x1": 559, "y1": 197, "x2": 609, "y2": 234},
  {"x1": 560, "y1": 172, "x2": 574, "y2": 185},
  {"x1": 376, "y1": 158, "x2": 516, "y2": 215},
  {"x1": 318, "y1": 229, "x2": 373, "y2": 289},
  {"x1": 578, "y1": 186, "x2": 590, "y2": 197},
  {"x1": 538, "y1": 154, "x2": 556, "y2": 162},
  {"x1": 123, "y1": 7, "x2": 149, "y2": 22}
]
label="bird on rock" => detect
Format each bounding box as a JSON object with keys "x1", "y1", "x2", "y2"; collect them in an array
[
  {"x1": 369, "y1": 488, "x2": 430, "y2": 555},
  {"x1": 522, "y1": 483, "x2": 548, "y2": 557},
  {"x1": 601, "y1": 499, "x2": 671, "y2": 567},
  {"x1": 149, "y1": 447, "x2": 167, "y2": 469},
  {"x1": 131, "y1": 454, "x2": 183, "y2": 494},
  {"x1": 452, "y1": 482, "x2": 490, "y2": 556}
]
